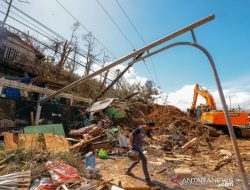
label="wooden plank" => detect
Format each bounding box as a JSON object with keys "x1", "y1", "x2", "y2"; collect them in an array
[
  {"x1": 93, "y1": 141, "x2": 112, "y2": 150},
  {"x1": 0, "y1": 78, "x2": 92, "y2": 103},
  {"x1": 44, "y1": 134, "x2": 69, "y2": 153},
  {"x1": 3, "y1": 132, "x2": 18, "y2": 150},
  {"x1": 0, "y1": 170, "x2": 31, "y2": 190},
  {"x1": 18, "y1": 134, "x2": 46, "y2": 152},
  {"x1": 69, "y1": 132, "x2": 106, "y2": 150},
  {"x1": 181, "y1": 137, "x2": 197, "y2": 150}
]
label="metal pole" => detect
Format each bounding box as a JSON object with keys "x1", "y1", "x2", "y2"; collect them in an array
[
  {"x1": 192, "y1": 43, "x2": 249, "y2": 190},
  {"x1": 1, "y1": 0, "x2": 13, "y2": 27},
  {"x1": 34, "y1": 102, "x2": 41, "y2": 125},
  {"x1": 135, "y1": 41, "x2": 249, "y2": 189},
  {"x1": 38, "y1": 14, "x2": 215, "y2": 104},
  {"x1": 229, "y1": 96, "x2": 232, "y2": 110},
  {"x1": 35, "y1": 85, "x2": 48, "y2": 126},
  {"x1": 93, "y1": 63, "x2": 134, "y2": 103}
]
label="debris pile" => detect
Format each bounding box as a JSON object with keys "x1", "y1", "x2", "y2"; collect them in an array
[
  {"x1": 146, "y1": 104, "x2": 188, "y2": 127},
  {"x1": 0, "y1": 102, "x2": 249, "y2": 189},
  {"x1": 143, "y1": 104, "x2": 209, "y2": 152}
]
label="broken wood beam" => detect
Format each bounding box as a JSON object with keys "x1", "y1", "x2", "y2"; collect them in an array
[
  {"x1": 66, "y1": 138, "x2": 81, "y2": 142},
  {"x1": 0, "y1": 78, "x2": 92, "y2": 103},
  {"x1": 69, "y1": 132, "x2": 106, "y2": 150},
  {"x1": 181, "y1": 137, "x2": 197, "y2": 150}
]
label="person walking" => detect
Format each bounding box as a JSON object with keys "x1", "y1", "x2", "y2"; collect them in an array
[{"x1": 125, "y1": 121, "x2": 156, "y2": 187}]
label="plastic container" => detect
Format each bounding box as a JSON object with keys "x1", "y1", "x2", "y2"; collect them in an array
[{"x1": 86, "y1": 152, "x2": 95, "y2": 168}]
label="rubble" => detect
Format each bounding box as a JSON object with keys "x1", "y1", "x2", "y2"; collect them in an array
[
  {"x1": 0, "y1": 103, "x2": 250, "y2": 189},
  {"x1": 139, "y1": 104, "x2": 210, "y2": 152}
]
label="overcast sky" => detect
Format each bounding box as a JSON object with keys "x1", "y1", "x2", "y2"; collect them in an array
[{"x1": 1, "y1": 0, "x2": 250, "y2": 110}]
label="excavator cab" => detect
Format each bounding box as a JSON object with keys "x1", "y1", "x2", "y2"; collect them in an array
[{"x1": 196, "y1": 105, "x2": 211, "y2": 122}]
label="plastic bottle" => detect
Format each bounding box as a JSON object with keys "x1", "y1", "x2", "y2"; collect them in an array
[{"x1": 86, "y1": 152, "x2": 95, "y2": 168}]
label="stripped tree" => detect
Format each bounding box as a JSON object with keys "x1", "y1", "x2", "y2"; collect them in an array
[
  {"x1": 82, "y1": 32, "x2": 96, "y2": 76},
  {"x1": 57, "y1": 22, "x2": 79, "y2": 70},
  {"x1": 100, "y1": 51, "x2": 110, "y2": 90}
]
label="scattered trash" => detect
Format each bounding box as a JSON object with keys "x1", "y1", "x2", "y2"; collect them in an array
[
  {"x1": 45, "y1": 160, "x2": 81, "y2": 183},
  {"x1": 86, "y1": 152, "x2": 95, "y2": 168},
  {"x1": 30, "y1": 178, "x2": 59, "y2": 190},
  {"x1": 98, "y1": 148, "x2": 109, "y2": 159},
  {"x1": 86, "y1": 166, "x2": 100, "y2": 179}
]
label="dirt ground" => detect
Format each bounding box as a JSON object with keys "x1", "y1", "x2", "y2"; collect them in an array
[{"x1": 97, "y1": 135, "x2": 250, "y2": 190}]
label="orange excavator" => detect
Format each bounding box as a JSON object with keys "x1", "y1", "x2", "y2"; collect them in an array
[{"x1": 188, "y1": 84, "x2": 250, "y2": 137}]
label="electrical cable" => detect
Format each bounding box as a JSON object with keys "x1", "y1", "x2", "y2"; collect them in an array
[
  {"x1": 0, "y1": 3, "x2": 60, "y2": 42},
  {"x1": 115, "y1": 0, "x2": 161, "y2": 86},
  {"x1": 1, "y1": 0, "x2": 65, "y2": 40},
  {"x1": 3, "y1": 22, "x2": 116, "y2": 83},
  {"x1": 55, "y1": 0, "x2": 116, "y2": 59},
  {"x1": 96, "y1": 0, "x2": 135, "y2": 49}
]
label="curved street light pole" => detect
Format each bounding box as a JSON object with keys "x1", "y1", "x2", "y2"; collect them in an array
[
  {"x1": 192, "y1": 43, "x2": 249, "y2": 190},
  {"x1": 141, "y1": 41, "x2": 249, "y2": 189}
]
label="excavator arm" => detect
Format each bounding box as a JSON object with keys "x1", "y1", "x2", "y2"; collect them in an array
[
  {"x1": 191, "y1": 84, "x2": 217, "y2": 110},
  {"x1": 188, "y1": 83, "x2": 217, "y2": 118}
]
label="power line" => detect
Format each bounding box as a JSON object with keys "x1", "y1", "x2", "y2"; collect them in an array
[
  {"x1": 149, "y1": 56, "x2": 161, "y2": 86},
  {"x1": 96, "y1": 0, "x2": 135, "y2": 49},
  {"x1": 2, "y1": 0, "x2": 117, "y2": 71},
  {"x1": 4, "y1": 22, "x2": 116, "y2": 83},
  {"x1": 1, "y1": 0, "x2": 150, "y2": 86},
  {"x1": 1, "y1": 2, "x2": 124, "y2": 88},
  {"x1": 0, "y1": 10, "x2": 59, "y2": 44},
  {"x1": 1, "y1": 0, "x2": 65, "y2": 41},
  {"x1": 55, "y1": 0, "x2": 116, "y2": 59},
  {"x1": 114, "y1": 0, "x2": 145, "y2": 44},
  {"x1": 0, "y1": 4, "x2": 60, "y2": 43},
  {"x1": 96, "y1": 0, "x2": 157, "y2": 84},
  {"x1": 54, "y1": 0, "x2": 123, "y2": 78},
  {"x1": 115, "y1": 0, "x2": 161, "y2": 86},
  {"x1": 0, "y1": 4, "x2": 119, "y2": 79}
]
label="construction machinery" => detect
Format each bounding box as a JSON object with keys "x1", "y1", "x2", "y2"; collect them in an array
[{"x1": 188, "y1": 84, "x2": 250, "y2": 137}]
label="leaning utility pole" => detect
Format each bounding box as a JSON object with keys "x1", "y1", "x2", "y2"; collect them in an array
[
  {"x1": 1, "y1": 0, "x2": 13, "y2": 27},
  {"x1": 93, "y1": 63, "x2": 134, "y2": 103}
]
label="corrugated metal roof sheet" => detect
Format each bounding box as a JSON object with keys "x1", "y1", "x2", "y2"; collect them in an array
[{"x1": 89, "y1": 98, "x2": 117, "y2": 112}]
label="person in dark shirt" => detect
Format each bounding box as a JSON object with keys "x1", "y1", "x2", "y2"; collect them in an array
[
  {"x1": 125, "y1": 121, "x2": 156, "y2": 187},
  {"x1": 20, "y1": 71, "x2": 32, "y2": 99},
  {"x1": 21, "y1": 71, "x2": 32, "y2": 85}
]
